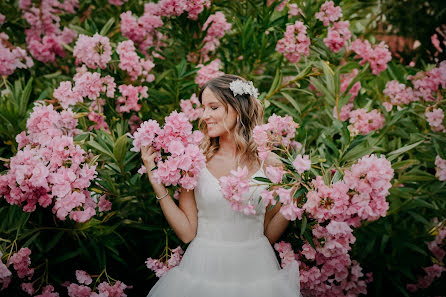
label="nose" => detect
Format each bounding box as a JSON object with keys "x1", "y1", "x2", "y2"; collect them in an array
[{"x1": 201, "y1": 107, "x2": 210, "y2": 121}]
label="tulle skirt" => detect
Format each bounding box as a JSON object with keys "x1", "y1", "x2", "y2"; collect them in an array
[{"x1": 146, "y1": 235, "x2": 301, "y2": 297}]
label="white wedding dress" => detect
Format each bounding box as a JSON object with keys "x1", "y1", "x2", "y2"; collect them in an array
[{"x1": 147, "y1": 162, "x2": 301, "y2": 297}]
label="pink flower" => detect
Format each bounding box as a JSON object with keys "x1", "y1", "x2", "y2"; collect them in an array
[
  {"x1": 185, "y1": 0, "x2": 211, "y2": 20},
  {"x1": 435, "y1": 156, "x2": 446, "y2": 181},
  {"x1": 146, "y1": 246, "x2": 184, "y2": 278},
  {"x1": 75, "y1": 270, "x2": 92, "y2": 285},
  {"x1": 292, "y1": 154, "x2": 311, "y2": 174},
  {"x1": 180, "y1": 94, "x2": 203, "y2": 121},
  {"x1": 73, "y1": 34, "x2": 111, "y2": 69},
  {"x1": 9, "y1": 248, "x2": 34, "y2": 279},
  {"x1": 431, "y1": 33, "x2": 443, "y2": 53},
  {"x1": 117, "y1": 40, "x2": 156, "y2": 83},
  {"x1": 0, "y1": 33, "x2": 34, "y2": 76},
  {"x1": 348, "y1": 108, "x2": 385, "y2": 135},
  {"x1": 22, "y1": 282, "x2": 34, "y2": 295},
  {"x1": 116, "y1": 85, "x2": 148, "y2": 113},
  {"x1": 288, "y1": 4, "x2": 302, "y2": 17},
  {"x1": 383, "y1": 80, "x2": 416, "y2": 106},
  {"x1": 324, "y1": 21, "x2": 351, "y2": 52},
  {"x1": 34, "y1": 285, "x2": 59, "y2": 297},
  {"x1": 98, "y1": 195, "x2": 112, "y2": 212},
  {"x1": 426, "y1": 108, "x2": 445, "y2": 132},
  {"x1": 351, "y1": 39, "x2": 392, "y2": 75},
  {"x1": 265, "y1": 166, "x2": 285, "y2": 183},
  {"x1": 201, "y1": 12, "x2": 232, "y2": 54},
  {"x1": 315, "y1": 1, "x2": 342, "y2": 26},
  {"x1": 276, "y1": 21, "x2": 310, "y2": 63},
  {"x1": 195, "y1": 59, "x2": 224, "y2": 87}
]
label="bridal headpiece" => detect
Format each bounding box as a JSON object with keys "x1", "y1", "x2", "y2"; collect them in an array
[{"x1": 229, "y1": 79, "x2": 259, "y2": 100}]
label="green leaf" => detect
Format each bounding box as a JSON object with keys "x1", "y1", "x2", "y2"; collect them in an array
[
  {"x1": 386, "y1": 140, "x2": 424, "y2": 162},
  {"x1": 100, "y1": 17, "x2": 115, "y2": 36},
  {"x1": 300, "y1": 215, "x2": 307, "y2": 236},
  {"x1": 280, "y1": 92, "x2": 301, "y2": 114},
  {"x1": 113, "y1": 134, "x2": 128, "y2": 166}
]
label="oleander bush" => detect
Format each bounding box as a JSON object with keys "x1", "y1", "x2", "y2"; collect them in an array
[{"x1": 0, "y1": 0, "x2": 445, "y2": 296}]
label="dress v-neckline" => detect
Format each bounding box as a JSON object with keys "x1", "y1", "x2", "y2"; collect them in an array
[{"x1": 204, "y1": 166, "x2": 264, "y2": 183}]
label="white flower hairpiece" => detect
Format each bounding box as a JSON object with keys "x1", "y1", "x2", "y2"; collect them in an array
[{"x1": 229, "y1": 79, "x2": 259, "y2": 99}]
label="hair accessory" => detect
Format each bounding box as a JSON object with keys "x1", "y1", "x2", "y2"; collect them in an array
[{"x1": 229, "y1": 79, "x2": 259, "y2": 99}]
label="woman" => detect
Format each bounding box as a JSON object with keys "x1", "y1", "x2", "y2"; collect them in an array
[{"x1": 142, "y1": 74, "x2": 301, "y2": 297}]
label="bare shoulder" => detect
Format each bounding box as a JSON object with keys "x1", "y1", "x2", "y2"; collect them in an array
[{"x1": 263, "y1": 151, "x2": 283, "y2": 169}]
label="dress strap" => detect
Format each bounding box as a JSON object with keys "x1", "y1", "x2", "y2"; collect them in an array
[{"x1": 260, "y1": 158, "x2": 265, "y2": 171}]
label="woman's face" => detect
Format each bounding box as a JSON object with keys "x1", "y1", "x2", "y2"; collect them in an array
[{"x1": 201, "y1": 87, "x2": 237, "y2": 138}]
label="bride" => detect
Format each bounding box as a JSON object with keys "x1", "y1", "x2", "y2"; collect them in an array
[{"x1": 141, "y1": 74, "x2": 301, "y2": 297}]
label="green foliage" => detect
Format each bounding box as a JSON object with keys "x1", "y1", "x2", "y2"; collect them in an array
[{"x1": 0, "y1": 0, "x2": 445, "y2": 296}]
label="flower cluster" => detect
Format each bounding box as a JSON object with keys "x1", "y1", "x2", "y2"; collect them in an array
[
  {"x1": 73, "y1": 33, "x2": 112, "y2": 69},
  {"x1": 0, "y1": 33, "x2": 34, "y2": 76},
  {"x1": 324, "y1": 21, "x2": 351, "y2": 53},
  {"x1": 9, "y1": 248, "x2": 34, "y2": 280},
  {"x1": 120, "y1": 9, "x2": 164, "y2": 55},
  {"x1": 117, "y1": 40, "x2": 156, "y2": 83},
  {"x1": 435, "y1": 155, "x2": 446, "y2": 181},
  {"x1": 288, "y1": 4, "x2": 302, "y2": 17},
  {"x1": 0, "y1": 104, "x2": 108, "y2": 222},
  {"x1": 180, "y1": 94, "x2": 204, "y2": 121},
  {"x1": 195, "y1": 59, "x2": 224, "y2": 87},
  {"x1": 348, "y1": 108, "x2": 385, "y2": 136},
  {"x1": 350, "y1": 39, "x2": 392, "y2": 75},
  {"x1": 146, "y1": 246, "x2": 184, "y2": 278},
  {"x1": 20, "y1": 0, "x2": 77, "y2": 62},
  {"x1": 274, "y1": 241, "x2": 298, "y2": 268},
  {"x1": 409, "y1": 61, "x2": 446, "y2": 101},
  {"x1": 131, "y1": 111, "x2": 206, "y2": 190},
  {"x1": 66, "y1": 270, "x2": 128, "y2": 297},
  {"x1": 53, "y1": 68, "x2": 116, "y2": 109},
  {"x1": 426, "y1": 108, "x2": 445, "y2": 133},
  {"x1": 315, "y1": 1, "x2": 342, "y2": 26},
  {"x1": 383, "y1": 80, "x2": 416, "y2": 106},
  {"x1": 253, "y1": 114, "x2": 299, "y2": 160},
  {"x1": 276, "y1": 21, "x2": 311, "y2": 63},
  {"x1": 219, "y1": 166, "x2": 256, "y2": 215},
  {"x1": 340, "y1": 69, "x2": 361, "y2": 101},
  {"x1": 116, "y1": 85, "x2": 148, "y2": 113},
  {"x1": 0, "y1": 252, "x2": 12, "y2": 290},
  {"x1": 201, "y1": 12, "x2": 232, "y2": 57}
]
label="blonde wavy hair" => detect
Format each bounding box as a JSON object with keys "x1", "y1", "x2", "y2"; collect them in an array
[{"x1": 198, "y1": 74, "x2": 264, "y2": 168}]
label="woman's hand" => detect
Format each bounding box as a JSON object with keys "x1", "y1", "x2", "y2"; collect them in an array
[{"x1": 141, "y1": 145, "x2": 157, "y2": 173}]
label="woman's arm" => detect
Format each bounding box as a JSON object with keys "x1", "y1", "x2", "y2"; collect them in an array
[
  {"x1": 148, "y1": 173, "x2": 198, "y2": 244},
  {"x1": 142, "y1": 145, "x2": 198, "y2": 244},
  {"x1": 262, "y1": 152, "x2": 290, "y2": 244}
]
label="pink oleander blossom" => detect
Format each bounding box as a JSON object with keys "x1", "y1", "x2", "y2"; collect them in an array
[
  {"x1": 180, "y1": 94, "x2": 203, "y2": 121},
  {"x1": 73, "y1": 34, "x2": 111, "y2": 69},
  {"x1": 435, "y1": 155, "x2": 446, "y2": 181},
  {"x1": 0, "y1": 33, "x2": 34, "y2": 76},
  {"x1": 288, "y1": 4, "x2": 302, "y2": 17},
  {"x1": 185, "y1": 0, "x2": 211, "y2": 20},
  {"x1": 292, "y1": 154, "x2": 311, "y2": 174},
  {"x1": 425, "y1": 108, "x2": 445, "y2": 132},
  {"x1": 276, "y1": 21, "x2": 310, "y2": 63},
  {"x1": 409, "y1": 61, "x2": 446, "y2": 101},
  {"x1": 265, "y1": 166, "x2": 285, "y2": 183},
  {"x1": 35, "y1": 285, "x2": 59, "y2": 297},
  {"x1": 116, "y1": 85, "x2": 148, "y2": 113},
  {"x1": 315, "y1": 1, "x2": 342, "y2": 26},
  {"x1": 324, "y1": 21, "x2": 351, "y2": 53},
  {"x1": 195, "y1": 59, "x2": 224, "y2": 87},
  {"x1": 20, "y1": 0, "x2": 78, "y2": 62},
  {"x1": 146, "y1": 246, "x2": 184, "y2": 278},
  {"x1": 9, "y1": 248, "x2": 34, "y2": 279},
  {"x1": 351, "y1": 39, "x2": 392, "y2": 75},
  {"x1": 219, "y1": 166, "x2": 255, "y2": 214},
  {"x1": 117, "y1": 40, "x2": 155, "y2": 83},
  {"x1": 201, "y1": 12, "x2": 231, "y2": 54},
  {"x1": 340, "y1": 69, "x2": 361, "y2": 101},
  {"x1": 348, "y1": 108, "x2": 385, "y2": 135},
  {"x1": 253, "y1": 114, "x2": 299, "y2": 160},
  {"x1": 383, "y1": 80, "x2": 416, "y2": 106}
]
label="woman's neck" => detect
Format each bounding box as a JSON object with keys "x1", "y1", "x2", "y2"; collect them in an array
[{"x1": 217, "y1": 133, "x2": 237, "y2": 158}]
